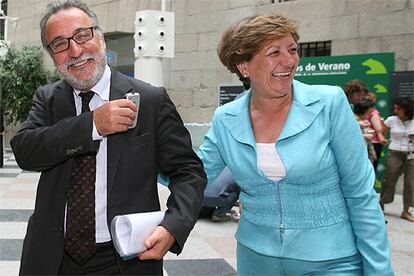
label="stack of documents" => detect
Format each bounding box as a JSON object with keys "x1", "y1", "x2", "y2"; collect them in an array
[{"x1": 111, "y1": 211, "x2": 165, "y2": 260}]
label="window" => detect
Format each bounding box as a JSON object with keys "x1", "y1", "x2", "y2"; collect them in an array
[
  {"x1": 105, "y1": 32, "x2": 135, "y2": 77},
  {"x1": 0, "y1": 0, "x2": 7, "y2": 40},
  {"x1": 298, "y1": 41, "x2": 331, "y2": 57}
]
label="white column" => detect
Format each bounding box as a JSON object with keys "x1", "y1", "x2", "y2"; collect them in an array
[
  {"x1": 134, "y1": 57, "x2": 163, "y2": 87},
  {"x1": 133, "y1": 7, "x2": 174, "y2": 87}
]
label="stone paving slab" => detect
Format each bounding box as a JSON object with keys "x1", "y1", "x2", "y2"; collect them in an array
[
  {"x1": 0, "y1": 151, "x2": 412, "y2": 275},
  {"x1": 164, "y1": 259, "x2": 236, "y2": 276},
  {"x1": 0, "y1": 210, "x2": 32, "y2": 222},
  {"x1": 0, "y1": 152, "x2": 239, "y2": 275}
]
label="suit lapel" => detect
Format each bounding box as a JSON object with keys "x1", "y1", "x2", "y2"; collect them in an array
[
  {"x1": 52, "y1": 81, "x2": 76, "y2": 190},
  {"x1": 107, "y1": 69, "x2": 133, "y2": 195},
  {"x1": 53, "y1": 81, "x2": 76, "y2": 121}
]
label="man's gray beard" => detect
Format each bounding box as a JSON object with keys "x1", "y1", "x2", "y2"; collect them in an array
[{"x1": 56, "y1": 47, "x2": 107, "y2": 91}]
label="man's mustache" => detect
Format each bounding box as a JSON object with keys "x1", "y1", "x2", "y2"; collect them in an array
[{"x1": 64, "y1": 53, "x2": 96, "y2": 68}]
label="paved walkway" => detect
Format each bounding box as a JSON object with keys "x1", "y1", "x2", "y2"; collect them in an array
[
  {"x1": 0, "y1": 150, "x2": 412, "y2": 275},
  {"x1": 0, "y1": 151, "x2": 237, "y2": 275}
]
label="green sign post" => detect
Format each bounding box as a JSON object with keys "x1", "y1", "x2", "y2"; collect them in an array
[{"x1": 295, "y1": 52, "x2": 395, "y2": 190}]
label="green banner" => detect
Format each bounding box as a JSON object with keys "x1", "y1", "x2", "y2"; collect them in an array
[{"x1": 295, "y1": 52, "x2": 395, "y2": 190}]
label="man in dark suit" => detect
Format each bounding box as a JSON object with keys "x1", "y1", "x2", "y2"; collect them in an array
[{"x1": 10, "y1": 0, "x2": 206, "y2": 274}]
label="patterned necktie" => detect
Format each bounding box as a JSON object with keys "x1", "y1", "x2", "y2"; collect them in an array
[{"x1": 64, "y1": 91, "x2": 96, "y2": 265}]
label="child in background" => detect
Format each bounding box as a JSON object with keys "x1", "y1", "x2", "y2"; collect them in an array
[
  {"x1": 364, "y1": 92, "x2": 386, "y2": 172},
  {"x1": 354, "y1": 99, "x2": 377, "y2": 164}
]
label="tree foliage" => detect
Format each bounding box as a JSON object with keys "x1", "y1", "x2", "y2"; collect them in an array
[{"x1": 0, "y1": 45, "x2": 59, "y2": 124}]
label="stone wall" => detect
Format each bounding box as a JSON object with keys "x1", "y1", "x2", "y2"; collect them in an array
[{"x1": 4, "y1": 0, "x2": 414, "y2": 143}]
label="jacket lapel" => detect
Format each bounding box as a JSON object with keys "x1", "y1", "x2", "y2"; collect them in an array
[
  {"x1": 53, "y1": 81, "x2": 76, "y2": 121},
  {"x1": 220, "y1": 80, "x2": 325, "y2": 144},
  {"x1": 52, "y1": 81, "x2": 76, "y2": 190},
  {"x1": 222, "y1": 92, "x2": 256, "y2": 147},
  {"x1": 279, "y1": 80, "x2": 325, "y2": 140},
  {"x1": 107, "y1": 68, "x2": 133, "y2": 195}
]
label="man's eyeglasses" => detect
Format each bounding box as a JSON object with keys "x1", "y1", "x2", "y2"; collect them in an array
[{"x1": 47, "y1": 26, "x2": 97, "y2": 54}]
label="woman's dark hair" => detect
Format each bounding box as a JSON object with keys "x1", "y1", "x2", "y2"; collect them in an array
[
  {"x1": 394, "y1": 97, "x2": 414, "y2": 120},
  {"x1": 354, "y1": 99, "x2": 374, "y2": 116}
]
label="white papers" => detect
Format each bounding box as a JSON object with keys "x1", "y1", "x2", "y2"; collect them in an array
[{"x1": 110, "y1": 211, "x2": 165, "y2": 260}]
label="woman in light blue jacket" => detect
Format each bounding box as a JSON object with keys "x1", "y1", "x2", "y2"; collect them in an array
[{"x1": 198, "y1": 14, "x2": 393, "y2": 275}]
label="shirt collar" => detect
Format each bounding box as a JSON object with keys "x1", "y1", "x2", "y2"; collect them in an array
[{"x1": 74, "y1": 64, "x2": 111, "y2": 101}]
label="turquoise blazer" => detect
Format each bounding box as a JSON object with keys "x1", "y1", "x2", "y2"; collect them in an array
[{"x1": 198, "y1": 80, "x2": 393, "y2": 275}]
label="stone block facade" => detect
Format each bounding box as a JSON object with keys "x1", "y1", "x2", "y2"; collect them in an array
[{"x1": 3, "y1": 0, "x2": 414, "y2": 145}]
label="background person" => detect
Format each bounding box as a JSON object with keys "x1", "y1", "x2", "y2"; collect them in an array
[
  {"x1": 198, "y1": 14, "x2": 393, "y2": 275},
  {"x1": 364, "y1": 92, "x2": 386, "y2": 172},
  {"x1": 380, "y1": 97, "x2": 414, "y2": 222},
  {"x1": 10, "y1": 0, "x2": 206, "y2": 274},
  {"x1": 353, "y1": 99, "x2": 377, "y2": 164},
  {"x1": 198, "y1": 89, "x2": 246, "y2": 223},
  {"x1": 344, "y1": 79, "x2": 368, "y2": 108},
  {"x1": 344, "y1": 79, "x2": 372, "y2": 132},
  {"x1": 199, "y1": 167, "x2": 241, "y2": 222}
]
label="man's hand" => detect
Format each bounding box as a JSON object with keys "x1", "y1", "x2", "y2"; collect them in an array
[
  {"x1": 93, "y1": 99, "x2": 137, "y2": 136},
  {"x1": 138, "y1": 226, "x2": 176, "y2": 260}
]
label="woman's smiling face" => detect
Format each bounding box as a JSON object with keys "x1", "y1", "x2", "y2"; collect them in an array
[{"x1": 237, "y1": 34, "x2": 299, "y2": 99}]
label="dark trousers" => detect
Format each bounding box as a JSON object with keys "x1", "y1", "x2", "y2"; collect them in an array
[
  {"x1": 58, "y1": 242, "x2": 120, "y2": 275},
  {"x1": 373, "y1": 143, "x2": 383, "y2": 172},
  {"x1": 380, "y1": 150, "x2": 414, "y2": 207}
]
